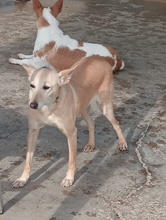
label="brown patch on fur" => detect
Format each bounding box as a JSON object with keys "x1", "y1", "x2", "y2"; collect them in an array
[
  {"x1": 47, "y1": 47, "x2": 86, "y2": 71},
  {"x1": 34, "y1": 42, "x2": 56, "y2": 58},
  {"x1": 37, "y1": 16, "x2": 49, "y2": 28},
  {"x1": 78, "y1": 41, "x2": 84, "y2": 47}
]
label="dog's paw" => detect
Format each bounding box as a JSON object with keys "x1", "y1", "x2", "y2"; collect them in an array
[
  {"x1": 12, "y1": 178, "x2": 28, "y2": 188},
  {"x1": 61, "y1": 178, "x2": 74, "y2": 187},
  {"x1": 119, "y1": 142, "x2": 128, "y2": 151},
  {"x1": 84, "y1": 144, "x2": 95, "y2": 152},
  {"x1": 9, "y1": 58, "x2": 17, "y2": 64},
  {"x1": 18, "y1": 53, "x2": 25, "y2": 59}
]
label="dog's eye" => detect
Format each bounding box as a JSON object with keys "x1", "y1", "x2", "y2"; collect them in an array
[
  {"x1": 43, "y1": 85, "x2": 50, "y2": 90},
  {"x1": 30, "y1": 84, "x2": 35, "y2": 88}
]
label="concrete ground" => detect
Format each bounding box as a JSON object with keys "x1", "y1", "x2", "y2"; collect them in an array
[{"x1": 0, "y1": 0, "x2": 166, "y2": 219}]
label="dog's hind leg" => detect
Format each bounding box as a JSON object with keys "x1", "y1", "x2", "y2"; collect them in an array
[
  {"x1": 99, "y1": 90, "x2": 127, "y2": 151},
  {"x1": 12, "y1": 128, "x2": 40, "y2": 188},
  {"x1": 81, "y1": 108, "x2": 95, "y2": 152}
]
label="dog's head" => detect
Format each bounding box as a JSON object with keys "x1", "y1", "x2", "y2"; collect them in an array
[
  {"x1": 33, "y1": 0, "x2": 63, "y2": 29},
  {"x1": 24, "y1": 66, "x2": 61, "y2": 110},
  {"x1": 23, "y1": 64, "x2": 77, "y2": 110}
]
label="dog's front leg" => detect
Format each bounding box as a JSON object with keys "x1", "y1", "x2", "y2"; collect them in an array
[
  {"x1": 9, "y1": 57, "x2": 35, "y2": 67},
  {"x1": 61, "y1": 127, "x2": 77, "y2": 187},
  {"x1": 12, "y1": 128, "x2": 40, "y2": 188}
]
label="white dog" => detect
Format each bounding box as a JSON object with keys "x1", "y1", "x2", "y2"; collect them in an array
[{"x1": 9, "y1": 0, "x2": 124, "y2": 73}]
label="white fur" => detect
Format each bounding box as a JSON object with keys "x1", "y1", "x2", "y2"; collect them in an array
[
  {"x1": 111, "y1": 55, "x2": 117, "y2": 70},
  {"x1": 80, "y1": 42, "x2": 113, "y2": 57},
  {"x1": 120, "y1": 60, "x2": 125, "y2": 70}
]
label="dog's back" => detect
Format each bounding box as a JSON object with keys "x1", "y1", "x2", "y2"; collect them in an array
[{"x1": 59, "y1": 57, "x2": 113, "y2": 114}]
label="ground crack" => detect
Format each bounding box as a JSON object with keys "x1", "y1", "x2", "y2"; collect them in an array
[
  {"x1": 127, "y1": 101, "x2": 163, "y2": 198},
  {"x1": 125, "y1": 125, "x2": 153, "y2": 199},
  {"x1": 135, "y1": 125, "x2": 152, "y2": 187}
]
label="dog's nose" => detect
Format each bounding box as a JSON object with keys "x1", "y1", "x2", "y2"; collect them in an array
[{"x1": 30, "y1": 102, "x2": 38, "y2": 109}]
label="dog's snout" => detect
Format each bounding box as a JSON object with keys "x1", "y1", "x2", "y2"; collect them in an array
[{"x1": 30, "y1": 102, "x2": 38, "y2": 109}]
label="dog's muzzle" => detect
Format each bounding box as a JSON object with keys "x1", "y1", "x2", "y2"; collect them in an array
[{"x1": 30, "y1": 102, "x2": 38, "y2": 109}]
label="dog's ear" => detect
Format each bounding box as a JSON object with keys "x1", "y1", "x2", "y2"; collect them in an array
[
  {"x1": 51, "y1": 0, "x2": 63, "y2": 17},
  {"x1": 58, "y1": 70, "x2": 72, "y2": 86},
  {"x1": 33, "y1": 0, "x2": 43, "y2": 16},
  {"x1": 58, "y1": 64, "x2": 77, "y2": 86},
  {"x1": 23, "y1": 65, "x2": 36, "y2": 79}
]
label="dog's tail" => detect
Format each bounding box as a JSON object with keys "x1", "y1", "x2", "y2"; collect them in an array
[
  {"x1": 120, "y1": 60, "x2": 125, "y2": 70},
  {"x1": 106, "y1": 46, "x2": 125, "y2": 73}
]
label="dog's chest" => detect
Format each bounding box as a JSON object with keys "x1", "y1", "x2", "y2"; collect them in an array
[{"x1": 37, "y1": 110, "x2": 65, "y2": 132}]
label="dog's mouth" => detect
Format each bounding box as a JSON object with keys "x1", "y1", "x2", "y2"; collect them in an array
[{"x1": 29, "y1": 102, "x2": 38, "y2": 110}]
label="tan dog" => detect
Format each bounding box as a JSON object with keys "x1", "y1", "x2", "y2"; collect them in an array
[{"x1": 12, "y1": 57, "x2": 127, "y2": 188}]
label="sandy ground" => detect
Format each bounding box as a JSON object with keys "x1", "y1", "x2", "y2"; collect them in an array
[{"x1": 0, "y1": 0, "x2": 166, "y2": 219}]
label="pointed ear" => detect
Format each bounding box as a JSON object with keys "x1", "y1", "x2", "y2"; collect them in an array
[
  {"x1": 58, "y1": 70, "x2": 72, "y2": 86},
  {"x1": 51, "y1": 0, "x2": 63, "y2": 17},
  {"x1": 58, "y1": 64, "x2": 77, "y2": 86},
  {"x1": 33, "y1": 0, "x2": 43, "y2": 16},
  {"x1": 23, "y1": 65, "x2": 36, "y2": 79}
]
